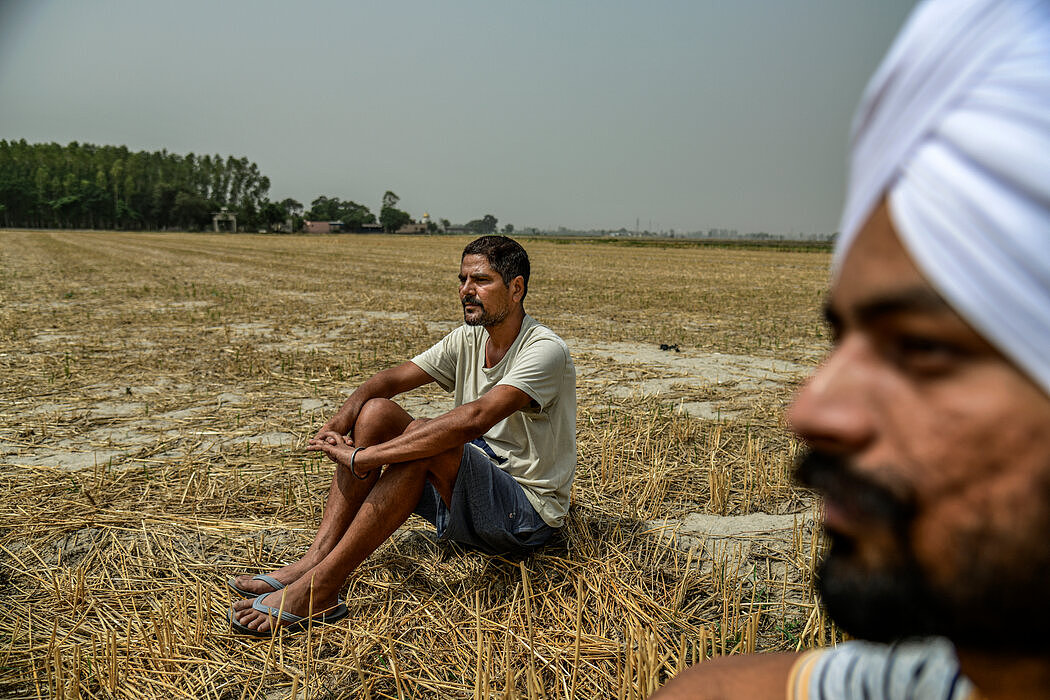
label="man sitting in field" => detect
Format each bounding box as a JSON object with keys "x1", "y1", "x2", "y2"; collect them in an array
[
  {"x1": 229, "y1": 235, "x2": 576, "y2": 635},
  {"x1": 655, "y1": 0, "x2": 1050, "y2": 697}
]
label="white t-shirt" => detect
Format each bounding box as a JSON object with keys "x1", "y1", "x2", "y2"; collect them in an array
[{"x1": 410, "y1": 314, "x2": 576, "y2": 527}]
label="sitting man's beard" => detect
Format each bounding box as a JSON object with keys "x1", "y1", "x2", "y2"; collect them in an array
[
  {"x1": 462, "y1": 295, "x2": 507, "y2": 327},
  {"x1": 795, "y1": 450, "x2": 1050, "y2": 652}
]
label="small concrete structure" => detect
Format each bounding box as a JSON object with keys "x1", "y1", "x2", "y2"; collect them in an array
[
  {"x1": 395, "y1": 222, "x2": 428, "y2": 234},
  {"x1": 303, "y1": 221, "x2": 344, "y2": 234},
  {"x1": 212, "y1": 207, "x2": 237, "y2": 233}
]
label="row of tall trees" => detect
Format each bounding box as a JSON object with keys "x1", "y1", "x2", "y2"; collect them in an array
[
  {"x1": 0, "y1": 140, "x2": 273, "y2": 230},
  {"x1": 0, "y1": 140, "x2": 502, "y2": 234}
]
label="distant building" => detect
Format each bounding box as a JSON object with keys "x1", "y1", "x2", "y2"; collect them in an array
[
  {"x1": 395, "y1": 222, "x2": 428, "y2": 235},
  {"x1": 212, "y1": 207, "x2": 237, "y2": 233},
  {"x1": 303, "y1": 220, "x2": 344, "y2": 234}
]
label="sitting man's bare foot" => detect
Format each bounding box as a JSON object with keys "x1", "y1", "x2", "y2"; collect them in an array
[
  {"x1": 228, "y1": 557, "x2": 318, "y2": 596},
  {"x1": 230, "y1": 576, "x2": 342, "y2": 634}
]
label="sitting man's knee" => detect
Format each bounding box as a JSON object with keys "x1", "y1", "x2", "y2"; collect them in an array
[
  {"x1": 357, "y1": 398, "x2": 399, "y2": 425},
  {"x1": 403, "y1": 417, "x2": 431, "y2": 435},
  {"x1": 353, "y1": 398, "x2": 412, "y2": 445}
]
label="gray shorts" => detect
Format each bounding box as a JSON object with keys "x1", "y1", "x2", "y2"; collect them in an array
[{"x1": 413, "y1": 439, "x2": 555, "y2": 555}]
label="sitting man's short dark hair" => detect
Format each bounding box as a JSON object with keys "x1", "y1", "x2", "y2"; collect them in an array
[{"x1": 463, "y1": 236, "x2": 530, "y2": 300}]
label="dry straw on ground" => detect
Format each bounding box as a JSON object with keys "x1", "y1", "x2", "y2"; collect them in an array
[{"x1": 1, "y1": 231, "x2": 840, "y2": 698}]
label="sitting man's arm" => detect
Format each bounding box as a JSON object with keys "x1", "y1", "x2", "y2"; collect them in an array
[
  {"x1": 313, "y1": 361, "x2": 434, "y2": 445},
  {"x1": 311, "y1": 383, "x2": 533, "y2": 474},
  {"x1": 651, "y1": 653, "x2": 800, "y2": 700}
]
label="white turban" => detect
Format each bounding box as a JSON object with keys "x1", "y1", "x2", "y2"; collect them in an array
[{"x1": 835, "y1": 0, "x2": 1050, "y2": 395}]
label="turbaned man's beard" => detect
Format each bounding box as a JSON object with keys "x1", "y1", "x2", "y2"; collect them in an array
[{"x1": 795, "y1": 449, "x2": 1050, "y2": 652}]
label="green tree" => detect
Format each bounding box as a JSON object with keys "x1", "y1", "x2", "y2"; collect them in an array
[
  {"x1": 173, "y1": 190, "x2": 212, "y2": 230},
  {"x1": 342, "y1": 202, "x2": 377, "y2": 231},
  {"x1": 380, "y1": 205, "x2": 412, "y2": 233},
  {"x1": 280, "y1": 198, "x2": 303, "y2": 216},
  {"x1": 308, "y1": 196, "x2": 377, "y2": 231},
  {"x1": 307, "y1": 195, "x2": 339, "y2": 221},
  {"x1": 378, "y1": 190, "x2": 411, "y2": 232},
  {"x1": 465, "y1": 214, "x2": 498, "y2": 235},
  {"x1": 151, "y1": 182, "x2": 179, "y2": 229},
  {"x1": 259, "y1": 201, "x2": 287, "y2": 231}
]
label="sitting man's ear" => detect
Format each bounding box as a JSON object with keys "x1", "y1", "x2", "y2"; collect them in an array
[{"x1": 510, "y1": 276, "x2": 526, "y2": 303}]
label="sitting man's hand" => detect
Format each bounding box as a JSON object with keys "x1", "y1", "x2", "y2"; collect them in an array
[
  {"x1": 306, "y1": 434, "x2": 356, "y2": 470},
  {"x1": 311, "y1": 427, "x2": 352, "y2": 448}
]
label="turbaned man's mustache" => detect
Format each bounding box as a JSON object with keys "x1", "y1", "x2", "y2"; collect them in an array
[{"x1": 794, "y1": 449, "x2": 916, "y2": 528}]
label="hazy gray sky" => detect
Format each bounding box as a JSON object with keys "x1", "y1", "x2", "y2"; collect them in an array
[{"x1": 0, "y1": 1, "x2": 915, "y2": 234}]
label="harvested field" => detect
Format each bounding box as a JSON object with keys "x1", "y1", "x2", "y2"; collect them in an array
[{"x1": 0, "y1": 230, "x2": 842, "y2": 698}]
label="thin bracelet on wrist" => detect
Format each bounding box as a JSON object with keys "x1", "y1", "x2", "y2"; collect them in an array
[{"x1": 349, "y1": 446, "x2": 368, "y2": 480}]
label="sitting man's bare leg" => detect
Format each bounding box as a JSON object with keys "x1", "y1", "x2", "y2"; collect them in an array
[
  {"x1": 229, "y1": 398, "x2": 459, "y2": 633},
  {"x1": 230, "y1": 399, "x2": 461, "y2": 633},
  {"x1": 228, "y1": 398, "x2": 413, "y2": 595}
]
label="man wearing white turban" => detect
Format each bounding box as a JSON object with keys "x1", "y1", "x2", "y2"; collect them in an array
[{"x1": 654, "y1": 0, "x2": 1050, "y2": 697}]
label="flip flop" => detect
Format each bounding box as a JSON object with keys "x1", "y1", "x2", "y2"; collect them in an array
[
  {"x1": 226, "y1": 574, "x2": 286, "y2": 598},
  {"x1": 228, "y1": 593, "x2": 349, "y2": 637}
]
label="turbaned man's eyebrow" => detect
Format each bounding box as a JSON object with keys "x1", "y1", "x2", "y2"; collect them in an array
[{"x1": 824, "y1": 286, "x2": 954, "y2": 328}]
